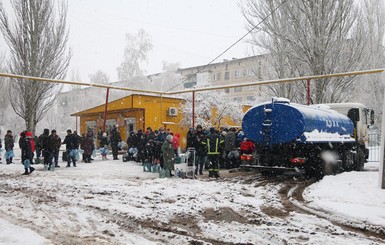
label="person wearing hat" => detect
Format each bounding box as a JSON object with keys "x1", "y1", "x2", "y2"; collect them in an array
[
  {"x1": 41, "y1": 128, "x2": 54, "y2": 170},
  {"x1": 99, "y1": 132, "x2": 109, "y2": 160},
  {"x1": 161, "y1": 134, "x2": 175, "y2": 177},
  {"x1": 202, "y1": 127, "x2": 224, "y2": 178},
  {"x1": 186, "y1": 127, "x2": 195, "y2": 150},
  {"x1": 20, "y1": 131, "x2": 35, "y2": 175},
  {"x1": 4, "y1": 130, "x2": 14, "y2": 164},
  {"x1": 50, "y1": 130, "x2": 62, "y2": 167},
  {"x1": 193, "y1": 124, "x2": 207, "y2": 176},
  {"x1": 224, "y1": 127, "x2": 237, "y2": 169},
  {"x1": 110, "y1": 125, "x2": 122, "y2": 160},
  {"x1": 62, "y1": 129, "x2": 78, "y2": 167}
]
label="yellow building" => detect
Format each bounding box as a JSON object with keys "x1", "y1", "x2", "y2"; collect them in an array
[{"x1": 71, "y1": 94, "x2": 187, "y2": 146}]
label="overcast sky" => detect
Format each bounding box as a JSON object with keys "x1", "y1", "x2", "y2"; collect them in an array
[{"x1": 66, "y1": 0, "x2": 250, "y2": 83}]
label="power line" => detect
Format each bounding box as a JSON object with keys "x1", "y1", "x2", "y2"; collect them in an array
[{"x1": 165, "y1": 0, "x2": 288, "y2": 93}]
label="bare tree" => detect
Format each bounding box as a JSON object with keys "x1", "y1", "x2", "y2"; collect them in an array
[
  {"x1": 89, "y1": 70, "x2": 109, "y2": 84},
  {"x1": 242, "y1": 0, "x2": 368, "y2": 104},
  {"x1": 69, "y1": 68, "x2": 82, "y2": 90},
  {"x1": 0, "y1": 0, "x2": 71, "y2": 134},
  {"x1": 354, "y1": 0, "x2": 385, "y2": 124},
  {"x1": 0, "y1": 52, "x2": 10, "y2": 135},
  {"x1": 117, "y1": 29, "x2": 152, "y2": 81},
  {"x1": 148, "y1": 61, "x2": 181, "y2": 91}
]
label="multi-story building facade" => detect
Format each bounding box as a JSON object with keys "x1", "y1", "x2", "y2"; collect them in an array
[
  {"x1": 177, "y1": 55, "x2": 270, "y2": 104},
  {"x1": 49, "y1": 55, "x2": 270, "y2": 134}
]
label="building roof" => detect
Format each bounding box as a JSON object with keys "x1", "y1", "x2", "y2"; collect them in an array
[{"x1": 71, "y1": 93, "x2": 185, "y2": 117}]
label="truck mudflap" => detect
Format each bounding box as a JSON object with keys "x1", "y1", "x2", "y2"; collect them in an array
[{"x1": 240, "y1": 165, "x2": 305, "y2": 174}]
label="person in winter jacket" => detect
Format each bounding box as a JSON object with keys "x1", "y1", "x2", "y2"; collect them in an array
[
  {"x1": 4, "y1": 130, "x2": 14, "y2": 164},
  {"x1": 171, "y1": 133, "x2": 180, "y2": 155},
  {"x1": 0, "y1": 138, "x2": 2, "y2": 163},
  {"x1": 81, "y1": 131, "x2": 95, "y2": 163},
  {"x1": 99, "y1": 132, "x2": 109, "y2": 160},
  {"x1": 186, "y1": 128, "x2": 195, "y2": 150},
  {"x1": 193, "y1": 125, "x2": 207, "y2": 175},
  {"x1": 50, "y1": 130, "x2": 62, "y2": 167},
  {"x1": 202, "y1": 128, "x2": 224, "y2": 178},
  {"x1": 156, "y1": 127, "x2": 168, "y2": 167},
  {"x1": 161, "y1": 135, "x2": 175, "y2": 177},
  {"x1": 62, "y1": 129, "x2": 79, "y2": 167},
  {"x1": 110, "y1": 125, "x2": 121, "y2": 160},
  {"x1": 40, "y1": 128, "x2": 54, "y2": 170},
  {"x1": 20, "y1": 132, "x2": 35, "y2": 175},
  {"x1": 224, "y1": 128, "x2": 238, "y2": 169}
]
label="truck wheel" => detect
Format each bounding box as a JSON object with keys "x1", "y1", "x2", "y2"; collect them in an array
[
  {"x1": 305, "y1": 159, "x2": 325, "y2": 179},
  {"x1": 354, "y1": 148, "x2": 365, "y2": 171},
  {"x1": 342, "y1": 151, "x2": 354, "y2": 171}
]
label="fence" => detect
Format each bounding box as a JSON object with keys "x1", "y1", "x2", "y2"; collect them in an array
[{"x1": 368, "y1": 132, "x2": 381, "y2": 162}]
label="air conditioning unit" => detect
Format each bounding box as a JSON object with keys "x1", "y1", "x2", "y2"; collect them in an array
[{"x1": 168, "y1": 107, "x2": 178, "y2": 116}]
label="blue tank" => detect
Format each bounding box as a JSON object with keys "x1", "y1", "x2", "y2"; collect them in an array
[{"x1": 242, "y1": 99, "x2": 354, "y2": 145}]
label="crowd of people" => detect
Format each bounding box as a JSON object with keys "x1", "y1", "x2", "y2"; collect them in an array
[
  {"x1": 126, "y1": 125, "x2": 255, "y2": 178},
  {"x1": 0, "y1": 123, "x2": 255, "y2": 178}
]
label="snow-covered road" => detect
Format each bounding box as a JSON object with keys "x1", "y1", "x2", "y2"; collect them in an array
[{"x1": 0, "y1": 157, "x2": 384, "y2": 244}]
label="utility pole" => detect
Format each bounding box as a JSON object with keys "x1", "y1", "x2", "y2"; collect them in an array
[{"x1": 380, "y1": 87, "x2": 385, "y2": 189}]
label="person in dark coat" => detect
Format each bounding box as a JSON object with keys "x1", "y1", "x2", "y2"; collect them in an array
[
  {"x1": 40, "y1": 128, "x2": 54, "y2": 170},
  {"x1": 50, "y1": 130, "x2": 62, "y2": 167},
  {"x1": 62, "y1": 129, "x2": 79, "y2": 167},
  {"x1": 186, "y1": 128, "x2": 195, "y2": 150},
  {"x1": 4, "y1": 130, "x2": 14, "y2": 164},
  {"x1": 224, "y1": 128, "x2": 237, "y2": 169},
  {"x1": 137, "y1": 130, "x2": 147, "y2": 164},
  {"x1": 156, "y1": 127, "x2": 168, "y2": 167},
  {"x1": 35, "y1": 134, "x2": 43, "y2": 164},
  {"x1": 202, "y1": 128, "x2": 224, "y2": 178},
  {"x1": 81, "y1": 131, "x2": 95, "y2": 163},
  {"x1": 0, "y1": 137, "x2": 2, "y2": 163},
  {"x1": 193, "y1": 125, "x2": 207, "y2": 175},
  {"x1": 99, "y1": 132, "x2": 109, "y2": 160},
  {"x1": 20, "y1": 132, "x2": 35, "y2": 175},
  {"x1": 110, "y1": 125, "x2": 121, "y2": 160}
]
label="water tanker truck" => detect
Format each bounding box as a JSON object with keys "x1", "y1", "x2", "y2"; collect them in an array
[{"x1": 242, "y1": 98, "x2": 374, "y2": 178}]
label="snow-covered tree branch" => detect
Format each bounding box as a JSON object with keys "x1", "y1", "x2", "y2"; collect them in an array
[{"x1": 181, "y1": 91, "x2": 243, "y2": 129}]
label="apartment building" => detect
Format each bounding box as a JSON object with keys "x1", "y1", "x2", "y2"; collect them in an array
[{"x1": 177, "y1": 55, "x2": 270, "y2": 104}]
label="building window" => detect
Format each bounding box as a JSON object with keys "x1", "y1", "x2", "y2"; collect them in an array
[
  {"x1": 224, "y1": 71, "x2": 230, "y2": 80},
  {"x1": 183, "y1": 81, "x2": 196, "y2": 88},
  {"x1": 234, "y1": 70, "x2": 243, "y2": 78},
  {"x1": 247, "y1": 96, "x2": 255, "y2": 102},
  {"x1": 224, "y1": 88, "x2": 230, "y2": 93},
  {"x1": 217, "y1": 72, "x2": 221, "y2": 80},
  {"x1": 234, "y1": 97, "x2": 242, "y2": 103},
  {"x1": 234, "y1": 87, "x2": 242, "y2": 93}
]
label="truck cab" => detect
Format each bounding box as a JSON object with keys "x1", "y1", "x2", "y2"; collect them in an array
[{"x1": 319, "y1": 103, "x2": 374, "y2": 146}]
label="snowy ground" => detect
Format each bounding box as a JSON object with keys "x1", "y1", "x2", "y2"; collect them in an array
[{"x1": 0, "y1": 151, "x2": 384, "y2": 244}]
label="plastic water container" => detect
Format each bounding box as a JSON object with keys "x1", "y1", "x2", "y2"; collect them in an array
[
  {"x1": 143, "y1": 163, "x2": 151, "y2": 172},
  {"x1": 152, "y1": 164, "x2": 160, "y2": 173},
  {"x1": 44, "y1": 164, "x2": 49, "y2": 171},
  {"x1": 50, "y1": 164, "x2": 55, "y2": 172},
  {"x1": 159, "y1": 168, "x2": 170, "y2": 178}
]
